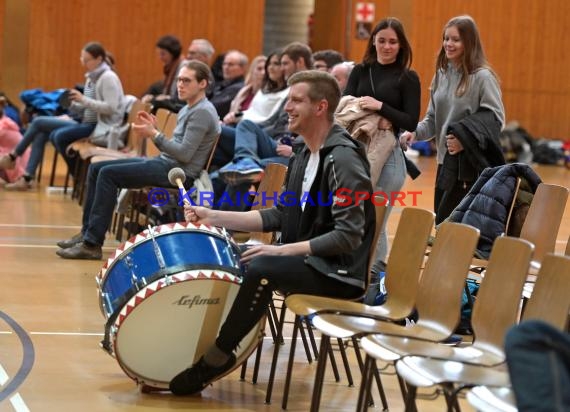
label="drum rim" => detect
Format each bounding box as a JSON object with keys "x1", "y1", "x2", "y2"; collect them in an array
[{"x1": 97, "y1": 222, "x2": 236, "y2": 284}]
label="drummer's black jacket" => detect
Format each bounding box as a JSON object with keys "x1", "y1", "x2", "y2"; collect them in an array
[{"x1": 259, "y1": 124, "x2": 375, "y2": 290}]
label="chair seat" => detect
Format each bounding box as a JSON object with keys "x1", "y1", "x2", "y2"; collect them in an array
[
  {"x1": 467, "y1": 385, "x2": 517, "y2": 412},
  {"x1": 363, "y1": 334, "x2": 505, "y2": 367},
  {"x1": 395, "y1": 355, "x2": 511, "y2": 388},
  {"x1": 285, "y1": 293, "x2": 411, "y2": 321}
]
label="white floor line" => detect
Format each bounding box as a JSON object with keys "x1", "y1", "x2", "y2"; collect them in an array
[
  {"x1": 9, "y1": 393, "x2": 30, "y2": 412},
  {"x1": 29, "y1": 332, "x2": 104, "y2": 336},
  {"x1": 0, "y1": 224, "x2": 81, "y2": 229},
  {"x1": 0, "y1": 244, "x2": 116, "y2": 250},
  {"x1": 0, "y1": 363, "x2": 9, "y2": 386}
]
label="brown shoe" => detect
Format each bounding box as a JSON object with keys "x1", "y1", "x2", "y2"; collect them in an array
[
  {"x1": 0, "y1": 154, "x2": 16, "y2": 170},
  {"x1": 57, "y1": 233, "x2": 84, "y2": 249},
  {"x1": 4, "y1": 176, "x2": 34, "y2": 191},
  {"x1": 56, "y1": 242, "x2": 102, "y2": 260}
]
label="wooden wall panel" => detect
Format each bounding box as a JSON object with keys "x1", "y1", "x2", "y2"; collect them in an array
[{"x1": 24, "y1": 0, "x2": 264, "y2": 97}]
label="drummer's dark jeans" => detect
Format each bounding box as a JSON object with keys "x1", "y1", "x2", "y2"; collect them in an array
[
  {"x1": 215, "y1": 255, "x2": 362, "y2": 354},
  {"x1": 505, "y1": 320, "x2": 570, "y2": 411}
]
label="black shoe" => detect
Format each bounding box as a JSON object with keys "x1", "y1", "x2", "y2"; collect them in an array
[
  {"x1": 169, "y1": 354, "x2": 236, "y2": 396},
  {"x1": 56, "y1": 242, "x2": 102, "y2": 260},
  {"x1": 57, "y1": 233, "x2": 83, "y2": 249}
]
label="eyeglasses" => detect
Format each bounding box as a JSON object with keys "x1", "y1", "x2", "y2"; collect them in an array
[{"x1": 176, "y1": 77, "x2": 193, "y2": 85}]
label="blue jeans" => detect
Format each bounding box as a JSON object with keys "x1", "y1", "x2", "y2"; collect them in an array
[
  {"x1": 13, "y1": 116, "x2": 80, "y2": 177},
  {"x1": 506, "y1": 320, "x2": 570, "y2": 411},
  {"x1": 211, "y1": 125, "x2": 237, "y2": 169},
  {"x1": 371, "y1": 145, "x2": 406, "y2": 273},
  {"x1": 50, "y1": 122, "x2": 96, "y2": 173},
  {"x1": 234, "y1": 120, "x2": 288, "y2": 166},
  {"x1": 82, "y1": 157, "x2": 176, "y2": 246}
]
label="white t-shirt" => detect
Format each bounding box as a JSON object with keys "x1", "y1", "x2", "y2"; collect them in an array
[
  {"x1": 242, "y1": 88, "x2": 290, "y2": 123},
  {"x1": 301, "y1": 151, "x2": 320, "y2": 211}
]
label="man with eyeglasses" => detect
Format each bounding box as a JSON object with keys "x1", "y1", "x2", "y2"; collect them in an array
[
  {"x1": 56, "y1": 60, "x2": 220, "y2": 260},
  {"x1": 208, "y1": 50, "x2": 248, "y2": 118}
]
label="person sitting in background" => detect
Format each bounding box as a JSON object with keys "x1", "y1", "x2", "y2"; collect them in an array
[
  {"x1": 213, "y1": 50, "x2": 288, "y2": 169},
  {"x1": 0, "y1": 98, "x2": 30, "y2": 185},
  {"x1": 222, "y1": 55, "x2": 267, "y2": 126},
  {"x1": 186, "y1": 39, "x2": 216, "y2": 66},
  {"x1": 208, "y1": 50, "x2": 248, "y2": 118},
  {"x1": 313, "y1": 49, "x2": 345, "y2": 72},
  {"x1": 216, "y1": 42, "x2": 312, "y2": 184},
  {"x1": 141, "y1": 35, "x2": 185, "y2": 113},
  {"x1": 330, "y1": 61, "x2": 355, "y2": 93},
  {"x1": 0, "y1": 42, "x2": 125, "y2": 191},
  {"x1": 55, "y1": 60, "x2": 220, "y2": 260}
]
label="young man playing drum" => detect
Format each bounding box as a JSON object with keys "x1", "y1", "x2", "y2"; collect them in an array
[
  {"x1": 56, "y1": 60, "x2": 220, "y2": 260},
  {"x1": 170, "y1": 70, "x2": 376, "y2": 395}
]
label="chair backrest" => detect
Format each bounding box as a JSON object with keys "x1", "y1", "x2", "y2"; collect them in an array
[
  {"x1": 522, "y1": 253, "x2": 570, "y2": 330},
  {"x1": 154, "y1": 108, "x2": 171, "y2": 131},
  {"x1": 519, "y1": 183, "x2": 568, "y2": 263},
  {"x1": 415, "y1": 222, "x2": 480, "y2": 333},
  {"x1": 565, "y1": 234, "x2": 570, "y2": 256},
  {"x1": 470, "y1": 237, "x2": 534, "y2": 350},
  {"x1": 246, "y1": 163, "x2": 288, "y2": 245},
  {"x1": 367, "y1": 197, "x2": 389, "y2": 274},
  {"x1": 504, "y1": 177, "x2": 521, "y2": 235},
  {"x1": 383, "y1": 207, "x2": 435, "y2": 318},
  {"x1": 121, "y1": 100, "x2": 151, "y2": 156},
  {"x1": 204, "y1": 134, "x2": 220, "y2": 172},
  {"x1": 145, "y1": 111, "x2": 177, "y2": 157}
]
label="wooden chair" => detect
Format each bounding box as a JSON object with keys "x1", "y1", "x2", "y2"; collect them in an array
[
  {"x1": 281, "y1": 206, "x2": 434, "y2": 410},
  {"x1": 395, "y1": 253, "x2": 570, "y2": 411},
  {"x1": 360, "y1": 236, "x2": 533, "y2": 411},
  {"x1": 306, "y1": 222, "x2": 480, "y2": 411}
]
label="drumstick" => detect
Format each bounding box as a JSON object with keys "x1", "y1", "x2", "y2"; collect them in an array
[{"x1": 168, "y1": 167, "x2": 191, "y2": 206}]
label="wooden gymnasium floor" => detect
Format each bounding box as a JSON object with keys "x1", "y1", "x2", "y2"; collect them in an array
[{"x1": 0, "y1": 145, "x2": 568, "y2": 411}]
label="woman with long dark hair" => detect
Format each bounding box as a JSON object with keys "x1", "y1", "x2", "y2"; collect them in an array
[{"x1": 343, "y1": 17, "x2": 421, "y2": 274}]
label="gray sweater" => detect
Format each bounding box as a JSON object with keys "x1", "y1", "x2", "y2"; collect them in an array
[
  {"x1": 153, "y1": 97, "x2": 220, "y2": 178},
  {"x1": 415, "y1": 65, "x2": 505, "y2": 164},
  {"x1": 74, "y1": 69, "x2": 126, "y2": 138}
]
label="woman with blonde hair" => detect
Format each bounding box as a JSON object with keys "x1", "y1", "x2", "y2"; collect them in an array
[{"x1": 400, "y1": 15, "x2": 505, "y2": 224}]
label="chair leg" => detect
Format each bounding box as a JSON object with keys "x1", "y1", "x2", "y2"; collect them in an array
[
  {"x1": 404, "y1": 383, "x2": 418, "y2": 412},
  {"x1": 336, "y1": 338, "x2": 354, "y2": 386},
  {"x1": 356, "y1": 354, "x2": 374, "y2": 412},
  {"x1": 326, "y1": 339, "x2": 341, "y2": 382},
  {"x1": 281, "y1": 315, "x2": 301, "y2": 410},
  {"x1": 298, "y1": 317, "x2": 314, "y2": 363},
  {"x1": 310, "y1": 334, "x2": 331, "y2": 412},
  {"x1": 265, "y1": 300, "x2": 288, "y2": 404},
  {"x1": 305, "y1": 317, "x2": 319, "y2": 358},
  {"x1": 49, "y1": 149, "x2": 58, "y2": 186}
]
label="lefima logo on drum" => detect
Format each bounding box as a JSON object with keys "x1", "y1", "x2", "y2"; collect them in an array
[{"x1": 173, "y1": 295, "x2": 221, "y2": 308}]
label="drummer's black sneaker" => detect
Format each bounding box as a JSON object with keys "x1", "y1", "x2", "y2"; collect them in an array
[{"x1": 169, "y1": 353, "x2": 236, "y2": 396}]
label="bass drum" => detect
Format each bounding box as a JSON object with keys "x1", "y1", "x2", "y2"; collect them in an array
[{"x1": 96, "y1": 222, "x2": 264, "y2": 389}]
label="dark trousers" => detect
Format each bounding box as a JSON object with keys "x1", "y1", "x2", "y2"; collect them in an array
[
  {"x1": 434, "y1": 164, "x2": 471, "y2": 225},
  {"x1": 215, "y1": 255, "x2": 362, "y2": 354},
  {"x1": 506, "y1": 320, "x2": 570, "y2": 412}
]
